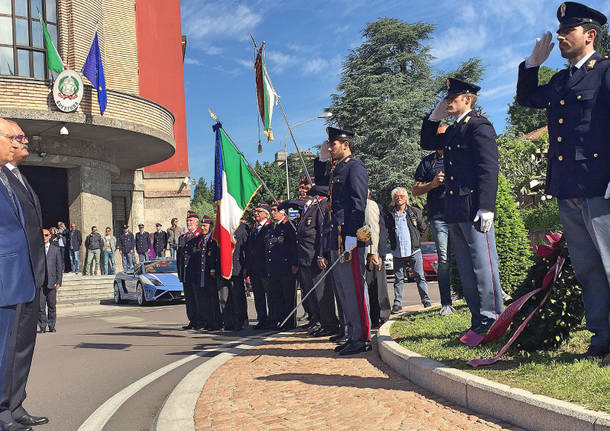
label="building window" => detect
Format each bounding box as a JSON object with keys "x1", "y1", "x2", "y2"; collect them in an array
[{"x1": 0, "y1": 0, "x2": 58, "y2": 79}]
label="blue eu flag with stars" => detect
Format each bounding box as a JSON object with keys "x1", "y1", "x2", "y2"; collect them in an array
[{"x1": 82, "y1": 32, "x2": 107, "y2": 115}]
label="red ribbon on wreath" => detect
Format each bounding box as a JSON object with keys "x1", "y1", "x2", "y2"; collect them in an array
[{"x1": 463, "y1": 233, "x2": 566, "y2": 367}]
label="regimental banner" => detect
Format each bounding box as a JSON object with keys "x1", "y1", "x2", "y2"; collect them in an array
[{"x1": 52, "y1": 70, "x2": 84, "y2": 112}]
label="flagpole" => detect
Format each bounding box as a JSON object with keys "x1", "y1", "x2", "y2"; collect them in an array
[{"x1": 208, "y1": 109, "x2": 296, "y2": 231}]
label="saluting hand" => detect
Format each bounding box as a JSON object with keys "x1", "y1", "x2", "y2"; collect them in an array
[
  {"x1": 429, "y1": 99, "x2": 448, "y2": 121},
  {"x1": 527, "y1": 31, "x2": 555, "y2": 67}
]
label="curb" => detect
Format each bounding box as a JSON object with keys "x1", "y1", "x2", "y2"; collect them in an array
[
  {"x1": 378, "y1": 318, "x2": 610, "y2": 431},
  {"x1": 155, "y1": 331, "x2": 278, "y2": 431}
]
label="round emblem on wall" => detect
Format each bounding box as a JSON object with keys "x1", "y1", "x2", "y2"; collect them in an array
[{"x1": 53, "y1": 70, "x2": 84, "y2": 113}]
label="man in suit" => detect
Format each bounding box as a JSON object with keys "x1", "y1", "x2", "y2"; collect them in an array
[
  {"x1": 177, "y1": 211, "x2": 205, "y2": 330},
  {"x1": 153, "y1": 223, "x2": 168, "y2": 258},
  {"x1": 421, "y1": 78, "x2": 504, "y2": 339},
  {"x1": 516, "y1": 2, "x2": 610, "y2": 363},
  {"x1": 135, "y1": 224, "x2": 151, "y2": 263},
  {"x1": 221, "y1": 220, "x2": 249, "y2": 331},
  {"x1": 68, "y1": 223, "x2": 82, "y2": 273},
  {"x1": 0, "y1": 118, "x2": 43, "y2": 431},
  {"x1": 39, "y1": 229, "x2": 63, "y2": 333},
  {"x1": 245, "y1": 203, "x2": 273, "y2": 329}
]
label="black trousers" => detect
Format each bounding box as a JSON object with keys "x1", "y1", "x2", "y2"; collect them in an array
[
  {"x1": 201, "y1": 276, "x2": 221, "y2": 329},
  {"x1": 298, "y1": 265, "x2": 320, "y2": 324},
  {"x1": 250, "y1": 275, "x2": 268, "y2": 323},
  {"x1": 366, "y1": 264, "x2": 391, "y2": 326},
  {"x1": 220, "y1": 276, "x2": 247, "y2": 329},
  {"x1": 301, "y1": 263, "x2": 340, "y2": 330},
  {"x1": 0, "y1": 288, "x2": 40, "y2": 422},
  {"x1": 265, "y1": 275, "x2": 296, "y2": 328},
  {"x1": 38, "y1": 286, "x2": 57, "y2": 330},
  {"x1": 182, "y1": 279, "x2": 204, "y2": 327}
]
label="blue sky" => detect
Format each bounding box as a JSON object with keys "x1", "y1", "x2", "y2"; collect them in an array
[{"x1": 180, "y1": 0, "x2": 610, "y2": 184}]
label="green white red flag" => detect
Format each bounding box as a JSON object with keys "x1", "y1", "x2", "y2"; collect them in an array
[
  {"x1": 255, "y1": 44, "x2": 277, "y2": 143},
  {"x1": 212, "y1": 122, "x2": 261, "y2": 279},
  {"x1": 39, "y1": 14, "x2": 65, "y2": 73}
]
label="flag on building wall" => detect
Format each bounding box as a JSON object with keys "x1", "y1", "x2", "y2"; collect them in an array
[
  {"x1": 82, "y1": 32, "x2": 107, "y2": 115},
  {"x1": 212, "y1": 122, "x2": 261, "y2": 279},
  {"x1": 40, "y1": 15, "x2": 64, "y2": 73},
  {"x1": 255, "y1": 44, "x2": 277, "y2": 143}
]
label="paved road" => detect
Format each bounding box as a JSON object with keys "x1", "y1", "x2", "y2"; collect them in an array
[{"x1": 24, "y1": 279, "x2": 441, "y2": 431}]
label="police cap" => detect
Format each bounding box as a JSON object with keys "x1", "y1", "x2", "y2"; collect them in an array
[
  {"x1": 201, "y1": 216, "x2": 214, "y2": 225},
  {"x1": 326, "y1": 127, "x2": 354, "y2": 142},
  {"x1": 557, "y1": 2, "x2": 607, "y2": 30},
  {"x1": 307, "y1": 185, "x2": 329, "y2": 198},
  {"x1": 187, "y1": 210, "x2": 199, "y2": 219},
  {"x1": 138, "y1": 223, "x2": 144, "y2": 228},
  {"x1": 446, "y1": 78, "x2": 480, "y2": 96}
]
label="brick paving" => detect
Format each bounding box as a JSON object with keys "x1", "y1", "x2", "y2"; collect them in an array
[{"x1": 194, "y1": 331, "x2": 524, "y2": 431}]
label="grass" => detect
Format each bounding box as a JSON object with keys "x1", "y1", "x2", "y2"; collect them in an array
[{"x1": 390, "y1": 303, "x2": 610, "y2": 413}]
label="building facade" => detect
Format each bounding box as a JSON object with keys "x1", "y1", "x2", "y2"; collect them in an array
[{"x1": 0, "y1": 0, "x2": 190, "y2": 265}]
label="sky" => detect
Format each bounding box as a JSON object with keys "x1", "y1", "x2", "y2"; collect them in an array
[{"x1": 180, "y1": 0, "x2": 610, "y2": 185}]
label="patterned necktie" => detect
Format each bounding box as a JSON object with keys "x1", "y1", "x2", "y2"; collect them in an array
[
  {"x1": 0, "y1": 169, "x2": 17, "y2": 211},
  {"x1": 11, "y1": 166, "x2": 25, "y2": 187}
]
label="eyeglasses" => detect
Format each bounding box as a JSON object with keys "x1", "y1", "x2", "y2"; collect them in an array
[{"x1": 0, "y1": 133, "x2": 28, "y2": 144}]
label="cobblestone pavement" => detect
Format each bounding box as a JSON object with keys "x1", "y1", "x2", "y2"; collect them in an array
[{"x1": 194, "y1": 331, "x2": 524, "y2": 431}]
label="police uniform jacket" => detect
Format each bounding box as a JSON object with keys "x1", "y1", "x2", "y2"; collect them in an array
[
  {"x1": 118, "y1": 232, "x2": 135, "y2": 254},
  {"x1": 245, "y1": 219, "x2": 272, "y2": 277},
  {"x1": 263, "y1": 218, "x2": 298, "y2": 277},
  {"x1": 177, "y1": 228, "x2": 202, "y2": 284},
  {"x1": 231, "y1": 222, "x2": 249, "y2": 277},
  {"x1": 420, "y1": 113, "x2": 499, "y2": 223},
  {"x1": 200, "y1": 232, "x2": 218, "y2": 288},
  {"x1": 281, "y1": 197, "x2": 327, "y2": 267},
  {"x1": 384, "y1": 205, "x2": 426, "y2": 254},
  {"x1": 153, "y1": 230, "x2": 168, "y2": 251},
  {"x1": 135, "y1": 231, "x2": 150, "y2": 254},
  {"x1": 314, "y1": 155, "x2": 369, "y2": 249},
  {"x1": 516, "y1": 53, "x2": 610, "y2": 198}
]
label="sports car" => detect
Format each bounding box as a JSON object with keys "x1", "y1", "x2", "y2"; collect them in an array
[{"x1": 113, "y1": 258, "x2": 183, "y2": 306}]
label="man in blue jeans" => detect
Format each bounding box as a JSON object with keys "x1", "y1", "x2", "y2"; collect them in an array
[
  {"x1": 385, "y1": 188, "x2": 431, "y2": 313},
  {"x1": 413, "y1": 144, "x2": 455, "y2": 316}
]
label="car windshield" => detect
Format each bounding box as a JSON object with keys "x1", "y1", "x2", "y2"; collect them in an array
[
  {"x1": 144, "y1": 260, "x2": 177, "y2": 273},
  {"x1": 420, "y1": 243, "x2": 437, "y2": 254}
]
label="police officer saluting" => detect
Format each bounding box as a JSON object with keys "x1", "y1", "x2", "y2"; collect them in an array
[
  {"x1": 315, "y1": 127, "x2": 372, "y2": 355},
  {"x1": 516, "y1": 2, "x2": 610, "y2": 363},
  {"x1": 421, "y1": 78, "x2": 504, "y2": 340}
]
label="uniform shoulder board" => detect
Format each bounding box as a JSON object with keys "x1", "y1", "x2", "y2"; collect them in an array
[{"x1": 586, "y1": 59, "x2": 597, "y2": 70}]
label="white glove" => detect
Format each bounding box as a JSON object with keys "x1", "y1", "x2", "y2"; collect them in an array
[
  {"x1": 319, "y1": 140, "x2": 331, "y2": 162},
  {"x1": 473, "y1": 209, "x2": 494, "y2": 233},
  {"x1": 429, "y1": 99, "x2": 448, "y2": 121},
  {"x1": 605, "y1": 182, "x2": 610, "y2": 199},
  {"x1": 525, "y1": 32, "x2": 555, "y2": 68},
  {"x1": 345, "y1": 236, "x2": 357, "y2": 252}
]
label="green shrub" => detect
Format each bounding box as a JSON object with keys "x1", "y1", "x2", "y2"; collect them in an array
[{"x1": 521, "y1": 198, "x2": 562, "y2": 232}]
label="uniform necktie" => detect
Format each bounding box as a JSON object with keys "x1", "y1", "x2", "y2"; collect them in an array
[
  {"x1": 11, "y1": 166, "x2": 25, "y2": 187},
  {"x1": 0, "y1": 169, "x2": 17, "y2": 211}
]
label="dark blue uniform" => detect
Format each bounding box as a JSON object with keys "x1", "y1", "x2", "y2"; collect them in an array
[
  {"x1": 135, "y1": 231, "x2": 150, "y2": 263},
  {"x1": 245, "y1": 219, "x2": 272, "y2": 325},
  {"x1": 421, "y1": 111, "x2": 503, "y2": 333},
  {"x1": 177, "y1": 229, "x2": 205, "y2": 328},
  {"x1": 263, "y1": 218, "x2": 298, "y2": 328},
  {"x1": 220, "y1": 222, "x2": 249, "y2": 330},
  {"x1": 200, "y1": 233, "x2": 221, "y2": 330},
  {"x1": 315, "y1": 154, "x2": 371, "y2": 344},
  {"x1": 517, "y1": 52, "x2": 610, "y2": 352}
]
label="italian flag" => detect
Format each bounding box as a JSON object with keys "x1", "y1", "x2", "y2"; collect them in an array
[
  {"x1": 255, "y1": 44, "x2": 277, "y2": 142},
  {"x1": 39, "y1": 14, "x2": 65, "y2": 73},
  {"x1": 212, "y1": 123, "x2": 261, "y2": 279}
]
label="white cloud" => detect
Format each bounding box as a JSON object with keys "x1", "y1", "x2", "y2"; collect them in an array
[
  {"x1": 184, "y1": 57, "x2": 201, "y2": 65},
  {"x1": 334, "y1": 24, "x2": 350, "y2": 34},
  {"x1": 430, "y1": 25, "x2": 488, "y2": 62},
  {"x1": 235, "y1": 58, "x2": 253, "y2": 69},
  {"x1": 303, "y1": 58, "x2": 329, "y2": 75},
  {"x1": 181, "y1": 1, "x2": 263, "y2": 54},
  {"x1": 480, "y1": 82, "x2": 516, "y2": 99},
  {"x1": 266, "y1": 50, "x2": 298, "y2": 73}
]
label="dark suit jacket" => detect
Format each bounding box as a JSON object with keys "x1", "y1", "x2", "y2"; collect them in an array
[
  {"x1": 2, "y1": 166, "x2": 46, "y2": 289},
  {"x1": 245, "y1": 220, "x2": 272, "y2": 277},
  {"x1": 516, "y1": 54, "x2": 610, "y2": 198},
  {"x1": 45, "y1": 243, "x2": 64, "y2": 288},
  {"x1": 385, "y1": 205, "x2": 426, "y2": 255},
  {"x1": 231, "y1": 222, "x2": 249, "y2": 277},
  {"x1": 69, "y1": 229, "x2": 82, "y2": 251},
  {"x1": 0, "y1": 177, "x2": 35, "y2": 306}
]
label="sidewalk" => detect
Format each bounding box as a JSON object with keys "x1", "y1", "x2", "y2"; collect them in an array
[{"x1": 193, "y1": 331, "x2": 524, "y2": 431}]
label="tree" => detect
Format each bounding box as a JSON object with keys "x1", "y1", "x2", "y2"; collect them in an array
[
  {"x1": 597, "y1": 24, "x2": 610, "y2": 56},
  {"x1": 506, "y1": 66, "x2": 556, "y2": 135},
  {"x1": 190, "y1": 178, "x2": 216, "y2": 221},
  {"x1": 329, "y1": 18, "x2": 484, "y2": 206}
]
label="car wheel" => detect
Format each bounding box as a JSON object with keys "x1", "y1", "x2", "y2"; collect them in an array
[
  {"x1": 114, "y1": 282, "x2": 125, "y2": 304},
  {"x1": 136, "y1": 282, "x2": 148, "y2": 306}
]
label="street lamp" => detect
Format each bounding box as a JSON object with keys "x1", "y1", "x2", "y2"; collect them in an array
[{"x1": 282, "y1": 112, "x2": 332, "y2": 199}]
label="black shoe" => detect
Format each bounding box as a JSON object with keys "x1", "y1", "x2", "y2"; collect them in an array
[
  {"x1": 300, "y1": 320, "x2": 317, "y2": 330},
  {"x1": 253, "y1": 321, "x2": 266, "y2": 330},
  {"x1": 181, "y1": 323, "x2": 194, "y2": 330},
  {"x1": 329, "y1": 332, "x2": 346, "y2": 342},
  {"x1": 262, "y1": 321, "x2": 279, "y2": 330},
  {"x1": 339, "y1": 341, "x2": 372, "y2": 356},
  {"x1": 0, "y1": 421, "x2": 33, "y2": 431},
  {"x1": 332, "y1": 334, "x2": 349, "y2": 345},
  {"x1": 334, "y1": 341, "x2": 350, "y2": 352},
  {"x1": 391, "y1": 305, "x2": 402, "y2": 314},
  {"x1": 38, "y1": 327, "x2": 46, "y2": 334},
  {"x1": 48, "y1": 328, "x2": 56, "y2": 333},
  {"x1": 576, "y1": 345, "x2": 610, "y2": 360},
  {"x1": 313, "y1": 328, "x2": 337, "y2": 337},
  {"x1": 423, "y1": 302, "x2": 432, "y2": 308},
  {"x1": 307, "y1": 322, "x2": 322, "y2": 335},
  {"x1": 16, "y1": 414, "x2": 49, "y2": 426}
]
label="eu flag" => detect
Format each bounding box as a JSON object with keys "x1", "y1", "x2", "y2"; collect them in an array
[{"x1": 82, "y1": 32, "x2": 107, "y2": 115}]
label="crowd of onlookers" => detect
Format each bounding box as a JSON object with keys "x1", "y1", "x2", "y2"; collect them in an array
[{"x1": 50, "y1": 218, "x2": 185, "y2": 276}]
